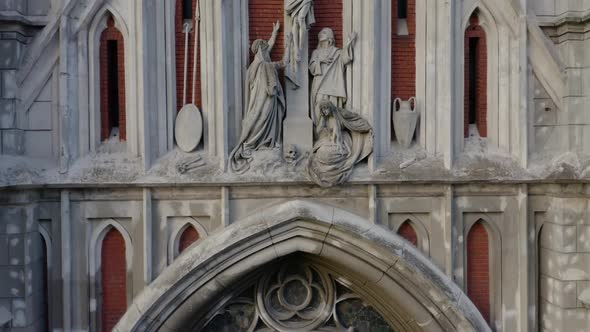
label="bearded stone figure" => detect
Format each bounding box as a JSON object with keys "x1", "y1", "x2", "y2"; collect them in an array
[
  {"x1": 307, "y1": 100, "x2": 373, "y2": 187},
  {"x1": 229, "y1": 22, "x2": 291, "y2": 174},
  {"x1": 309, "y1": 28, "x2": 357, "y2": 126}
]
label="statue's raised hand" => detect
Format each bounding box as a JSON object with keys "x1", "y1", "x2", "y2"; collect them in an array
[{"x1": 272, "y1": 21, "x2": 281, "y2": 34}]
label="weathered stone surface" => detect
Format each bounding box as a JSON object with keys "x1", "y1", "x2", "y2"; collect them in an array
[
  {"x1": 1, "y1": 70, "x2": 16, "y2": 99},
  {"x1": 1, "y1": 129, "x2": 24, "y2": 155},
  {"x1": 0, "y1": 99, "x2": 15, "y2": 129}
]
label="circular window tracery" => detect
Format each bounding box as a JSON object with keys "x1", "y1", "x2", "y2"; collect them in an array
[{"x1": 201, "y1": 260, "x2": 394, "y2": 332}]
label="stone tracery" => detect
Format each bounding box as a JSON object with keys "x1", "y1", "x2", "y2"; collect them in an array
[{"x1": 201, "y1": 260, "x2": 393, "y2": 332}]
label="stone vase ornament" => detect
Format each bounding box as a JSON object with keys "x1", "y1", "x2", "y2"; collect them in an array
[{"x1": 392, "y1": 97, "x2": 418, "y2": 148}]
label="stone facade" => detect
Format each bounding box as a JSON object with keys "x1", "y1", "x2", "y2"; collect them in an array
[{"x1": 0, "y1": 0, "x2": 590, "y2": 331}]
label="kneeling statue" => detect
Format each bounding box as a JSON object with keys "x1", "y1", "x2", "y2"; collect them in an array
[{"x1": 307, "y1": 100, "x2": 373, "y2": 187}]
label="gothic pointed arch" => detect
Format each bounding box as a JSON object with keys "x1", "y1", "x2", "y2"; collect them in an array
[
  {"x1": 397, "y1": 219, "x2": 418, "y2": 246},
  {"x1": 115, "y1": 201, "x2": 489, "y2": 332},
  {"x1": 466, "y1": 220, "x2": 491, "y2": 323},
  {"x1": 460, "y1": 3, "x2": 501, "y2": 146},
  {"x1": 88, "y1": 6, "x2": 131, "y2": 148},
  {"x1": 88, "y1": 219, "x2": 133, "y2": 332},
  {"x1": 463, "y1": 215, "x2": 502, "y2": 329}
]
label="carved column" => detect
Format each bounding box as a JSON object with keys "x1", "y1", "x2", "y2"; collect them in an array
[{"x1": 282, "y1": 0, "x2": 314, "y2": 155}]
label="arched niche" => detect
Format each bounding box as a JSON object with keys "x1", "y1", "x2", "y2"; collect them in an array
[
  {"x1": 88, "y1": 6, "x2": 133, "y2": 152},
  {"x1": 392, "y1": 215, "x2": 431, "y2": 255},
  {"x1": 115, "y1": 200, "x2": 489, "y2": 332},
  {"x1": 463, "y1": 215, "x2": 502, "y2": 330},
  {"x1": 167, "y1": 217, "x2": 208, "y2": 264},
  {"x1": 461, "y1": 4, "x2": 498, "y2": 143},
  {"x1": 88, "y1": 219, "x2": 133, "y2": 332}
]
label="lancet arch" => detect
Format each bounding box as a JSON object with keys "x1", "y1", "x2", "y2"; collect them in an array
[{"x1": 115, "y1": 200, "x2": 488, "y2": 332}]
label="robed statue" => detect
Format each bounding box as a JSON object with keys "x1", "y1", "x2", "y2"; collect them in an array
[
  {"x1": 307, "y1": 100, "x2": 373, "y2": 187},
  {"x1": 310, "y1": 28, "x2": 357, "y2": 126},
  {"x1": 229, "y1": 22, "x2": 291, "y2": 174},
  {"x1": 286, "y1": 0, "x2": 315, "y2": 61}
]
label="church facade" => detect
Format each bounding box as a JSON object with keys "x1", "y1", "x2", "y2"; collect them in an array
[{"x1": 0, "y1": 0, "x2": 589, "y2": 331}]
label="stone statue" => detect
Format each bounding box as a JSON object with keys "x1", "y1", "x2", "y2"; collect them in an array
[
  {"x1": 286, "y1": 0, "x2": 315, "y2": 61},
  {"x1": 307, "y1": 100, "x2": 373, "y2": 187},
  {"x1": 309, "y1": 28, "x2": 357, "y2": 126},
  {"x1": 229, "y1": 22, "x2": 291, "y2": 174},
  {"x1": 285, "y1": 0, "x2": 315, "y2": 86}
]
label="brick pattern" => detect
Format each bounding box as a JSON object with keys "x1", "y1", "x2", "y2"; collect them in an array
[
  {"x1": 464, "y1": 13, "x2": 487, "y2": 138},
  {"x1": 398, "y1": 221, "x2": 418, "y2": 246},
  {"x1": 178, "y1": 226, "x2": 200, "y2": 253},
  {"x1": 101, "y1": 228, "x2": 127, "y2": 332},
  {"x1": 175, "y1": 0, "x2": 202, "y2": 111},
  {"x1": 99, "y1": 16, "x2": 126, "y2": 141},
  {"x1": 309, "y1": 0, "x2": 343, "y2": 51},
  {"x1": 467, "y1": 221, "x2": 491, "y2": 324},
  {"x1": 391, "y1": 0, "x2": 416, "y2": 100},
  {"x1": 248, "y1": 0, "x2": 284, "y2": 63}
]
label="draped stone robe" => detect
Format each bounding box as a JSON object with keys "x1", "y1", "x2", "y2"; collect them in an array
[
  {"x1": 309, "y1": 44, "x2": 354, "y2": 125},
  {"x1": 229, "y1": 52, "x2": 286, "y2": 174},
  {"x1": 307, "y1": 107, "x2": 373, "y2": 187}
]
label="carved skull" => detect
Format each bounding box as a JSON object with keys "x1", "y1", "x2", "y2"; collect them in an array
[{"x1": 284, "y1": 144, "x2": 298, "y2": 164}]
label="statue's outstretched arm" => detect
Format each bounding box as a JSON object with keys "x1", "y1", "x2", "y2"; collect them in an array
[{"x1": 268, "y1": 21, "x2": 280, "y2": 51}]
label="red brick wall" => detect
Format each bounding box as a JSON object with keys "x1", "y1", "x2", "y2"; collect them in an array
[
  {"x1": 249, "y1": 0, "x2": 284, "y2": 63},
  {"x1": 100, "y1": 15, "x2": 126, "y2": 141},
  {"x1": 464, "y1": 13, "x2": 487, "y2": 138},
  {"x1": 101, "y1": 228, "x2": 127, "y2": 332},
  {"x1": 398, "y1": 221, "x2": 418, "y2": 246},
  {"x1": 467, "y1": 221, "x2": 491, "y2": 323},
  {"x1": 178, "y1": 226, "x2": 200, "y2": 253},
  {"x1": 175, "y1": 0, "x2": 202, "y2": 110},
  {"x1": 391, "y1": 0, "x2": 416, "y2": 100},
  {"x1": 309, "y1": 0, "x2": 343, "y2": 51}
]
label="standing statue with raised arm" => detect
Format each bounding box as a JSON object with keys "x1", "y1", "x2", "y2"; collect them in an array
[
  {"x1": 229, "y1": 22, "x2": 292, "y2": 174},
  {"x1": 309, "y1": 28, "x2": 357, "y2": 126}
]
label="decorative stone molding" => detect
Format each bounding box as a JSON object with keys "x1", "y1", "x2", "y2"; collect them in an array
[
  {"x1": 115, "y1": 200, "x2": 489, "y2": 332},
  {"x1": 200, "y1": 259, "x2": 393, "y2": 331}
]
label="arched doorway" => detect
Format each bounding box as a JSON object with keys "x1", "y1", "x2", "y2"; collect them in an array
[{"x1": 115, "y1": 200, "x2": 489, "y2": 332}]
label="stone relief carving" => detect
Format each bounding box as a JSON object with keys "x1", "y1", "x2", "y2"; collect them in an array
[
  {"x1": 392, "y1": 97, "x2": 418, "y2": 148},
  {"x1": 200, "y1": 260, "x2": 393, "y2": 332},
  {"x1": 310, "y1": 29, "x2": 356, "y2": 126},
  {"x1": 285, "y1": 0, "x2": 315, "y2": 86},
  {"x1": 307, "y1": 100, "x2": 373, "y2": 187},
  {"x1": 230, "y1": 19, "x2": 370, "y2": 185},
  {"x1": 229, "y1": 22, "x2": 292, "y2": 174},
  {"x1": 284, "y1": 144, "x2": 308, "y2": 170}
]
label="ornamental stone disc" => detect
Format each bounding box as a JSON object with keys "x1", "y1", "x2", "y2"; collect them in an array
[{"x1": 175, "y1": 104, "x2": 203, "y2": 152}]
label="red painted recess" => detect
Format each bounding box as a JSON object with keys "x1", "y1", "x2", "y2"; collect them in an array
[
  {"x1": 175, "y1": 0, "x2": 202, "y2": 111},
  {"x1": 464, "y1": 13, "x2": 487, "y2": 138},
  {"x1": 178, "y1": 226, "x2": 200, "y2": 253},
  {"x1": 467, "y1": 221, "x2": 491, "y2": 324},
  {"x1": 99, "y1": 15, "x2": 126, "y2": 141},
  {"x1": 101, "y1": 228, "x2": 127, "y2": 332},
  {"x1": 391, "y1": 0, "x2": 416, "y2": 101},
  {"x1": 398, "y1": 221, "x2": 418, "y2": 246}
]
